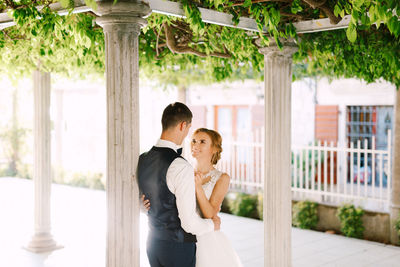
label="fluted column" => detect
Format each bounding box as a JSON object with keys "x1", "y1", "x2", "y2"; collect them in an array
[
  {"x1": 178, "y1": 86, "x2": 187, "y2": 103},
  {"x1": 95, "y1": 1, "x2": 150, "y2": 266},
  {"x1": 54, "y1": 89, "x2": 64, "y2": 169},
  {"x1": 259, "y1": 39, "x2": 297, "y2": 267},
  {"x1": 390, "y1": 88, "x2": 400, "y2": 244},
  {"x1": 26, "y1": 71, "x2": 60, "y2": 253}
]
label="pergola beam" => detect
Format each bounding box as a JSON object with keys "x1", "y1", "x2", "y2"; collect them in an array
[
  {"x1": 0, "y1": 0, "x2": 351, "y2": 33},
  {"x1": 148, "y1": 0, "x2": 263, "y2": 32},
  {"x1": 0, "y1": 0, "x2": 90, "y2": 30},
  {"x1": 149, "y1": 0, "x2": 352, "y2": 34},
  {"x1": 293, "y1": 14, "x2": 352, "y2": 33}
]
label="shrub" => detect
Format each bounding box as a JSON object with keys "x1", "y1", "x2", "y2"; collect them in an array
[
  {"x1": 395, "y1": 214, "x2": 400, "y2": 245},
  {"x1": 221, "y1": 192, "x2": 235, "y2": 214},
  {"x1": 0, "y1": 162, "x2": 33, "y2": 179},
  {"x1": 0, "y1": 167, "x2": 15, "y2": 177},
  {"x1": 337, "y1": 204, "x2": 364, "y2": 238},
  {"x1": 257, "y1": 192, "x2": 263, "y2": 220},
  {"x1": 0, "y1": 124, "x2": 30, "y2": 177},
  {"x1": 230, "y1": 192, "x2": 258, "y2": 219},
  {"x1": 292, "y1": 200, "x2": 318, "y2": 229},
  {"x1": 68, "y1": 172, "x2": 105, "y2": 190},
  {"x1": 53, "y1": 167, "x2": 105, "y2": 190},
  {"x1": 16, "y1": 162, "x2": 33, "y2": 179}
]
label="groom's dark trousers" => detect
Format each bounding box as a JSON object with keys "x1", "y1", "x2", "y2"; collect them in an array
[
  {"x1": 138, "y1": 146, "x2": 197, "y2": 267},
  {"x1": 146, "y1": 238, "x2": 196, "y2": 267}
]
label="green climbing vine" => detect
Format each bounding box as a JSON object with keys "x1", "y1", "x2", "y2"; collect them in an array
[
  {"x1": 295, "y1": 27, "x2": 400, "y2": 87},
  {"x1": 0, "y1": 2, "x2": 104, "y2": 79},
  {"x1": 0, "y1": 0, "x2": 399, "y2": 86}
]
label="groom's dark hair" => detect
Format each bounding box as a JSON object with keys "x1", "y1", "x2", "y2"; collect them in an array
[{"x1": 162, "y1": 102, "x2": 193, "y2": 131}]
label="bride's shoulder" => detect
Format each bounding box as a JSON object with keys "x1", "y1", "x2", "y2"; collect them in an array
[{"x1": 215, "y1": 170, "x2": 230, "y2": 182}]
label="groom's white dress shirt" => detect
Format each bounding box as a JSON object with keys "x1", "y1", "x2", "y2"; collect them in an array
[{"x1": 155, "y1": 139, "x2": 214, "y2": 236}]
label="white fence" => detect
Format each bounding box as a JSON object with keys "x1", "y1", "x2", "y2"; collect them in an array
[
  {"x1": 215, "y1": 128, "x2": 392, "y2": 212},
  {"x1": 216, "y1": 128, "x2": 264, "y2": 193}
]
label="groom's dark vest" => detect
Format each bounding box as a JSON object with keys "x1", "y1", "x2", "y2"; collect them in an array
[{"x1": 138, "y1": 146, "x2": 197, "y2": 243}]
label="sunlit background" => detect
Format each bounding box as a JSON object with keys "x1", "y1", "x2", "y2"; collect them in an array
[{"x1": 1, "y1": 75, "x2": 400, "y2": 267}]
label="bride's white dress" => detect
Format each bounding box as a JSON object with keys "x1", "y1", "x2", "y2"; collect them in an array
[{"x1": 196, "y1": 169, "x2": 243, "y2": 267}]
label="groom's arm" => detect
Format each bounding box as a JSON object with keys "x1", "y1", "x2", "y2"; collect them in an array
[{"x1": 167, "y1": 158, "x2": 214, "y2": 236}]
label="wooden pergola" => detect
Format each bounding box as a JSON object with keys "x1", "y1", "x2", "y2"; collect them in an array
[{"x1": 0, "y1": 1, "x2": 399, "y2": 266}]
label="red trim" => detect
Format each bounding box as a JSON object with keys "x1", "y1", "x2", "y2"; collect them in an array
[{"x1": 372, "y1": 106, "x2": 377, "y2": 135}]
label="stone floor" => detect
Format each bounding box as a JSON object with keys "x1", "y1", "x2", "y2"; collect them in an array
[{"x1": 1, "y1": 177, "x2": 400, "y2": 267}]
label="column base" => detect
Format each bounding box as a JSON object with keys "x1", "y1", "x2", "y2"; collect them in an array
[{"x1": 25, "y1": 233, "x2": 63, "y2": 253}]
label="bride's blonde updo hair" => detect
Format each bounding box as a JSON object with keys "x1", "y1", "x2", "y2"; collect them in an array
[{"x1": 193, "y1": 128, "x2": 223, "y2": 165}]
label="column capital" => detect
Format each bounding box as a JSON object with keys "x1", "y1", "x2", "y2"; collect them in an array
[
  {"x1": 257, "y1": 37, "x2": 298, "y2": 58},
  {"x1": 95, "y1": 0, "x2": 151, "y2": 32}
]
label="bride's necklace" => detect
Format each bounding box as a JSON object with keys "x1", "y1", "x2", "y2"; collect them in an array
[
  {"x1": 196, "y1": 168, "x2": 215, "y2": 185},
  {"x1": 201, "y1": 175, "x2": 212, "y2": 185}
]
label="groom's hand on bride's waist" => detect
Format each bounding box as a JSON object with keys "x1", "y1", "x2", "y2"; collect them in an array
[
  {"x1": 140, "y1": 194, "x2": 151, "y2": 213},
  {"x1": 212, "y1": 215, "x2": 221, "y2": 231}
]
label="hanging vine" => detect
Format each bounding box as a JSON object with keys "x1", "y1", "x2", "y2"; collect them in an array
[{"x1": 0, "y1": 0, "x2": 399, "y2": 86}]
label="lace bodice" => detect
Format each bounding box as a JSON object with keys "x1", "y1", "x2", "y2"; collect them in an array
[{"x1": 201, "y1": 169, "x2": 223, "y2": 200}]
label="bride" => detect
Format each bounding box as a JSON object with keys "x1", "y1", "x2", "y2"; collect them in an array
[{"x1": 143, "y1": 128, "x2": 242, "y2": 267}]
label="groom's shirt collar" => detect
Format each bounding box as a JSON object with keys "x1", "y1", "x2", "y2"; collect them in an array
[{"x1": 155, "y1": 139, "x2": 182, "y2": 153}]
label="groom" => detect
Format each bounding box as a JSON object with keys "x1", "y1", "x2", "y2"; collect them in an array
[{"x1": 138, "y1": 102, "x2": 220, "y2": 267}]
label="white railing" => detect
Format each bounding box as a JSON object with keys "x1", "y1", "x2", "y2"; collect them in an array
[
  {"x1": 214, "y1": 128, "x2": 392, "y2": 212},
  {"x1": 216, "y1": 128, "x2": 264, "y2": 194}
]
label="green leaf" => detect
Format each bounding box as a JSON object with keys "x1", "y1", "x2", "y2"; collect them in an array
[
  {"x1": 346, "y1": 23, "x2": 357, "y2": 42},
  {"x1": 352, "y1": 0, "x2": 364, "y2": 11},
  {"x1": 84, "y1": 0, "x2": 97, "y2": 11},
  {"x1": 243, "y1": 0, "x2": 252, "y2": 8},
  {"x1": 334, "y1": 5, "x2": 341, "y2": 17},
  {"x1": 387, "y1": 16, "x2": 398, "y2": 35},
  {"x1": 369, "y1": 5, "x2": 376, "y2": 22},
  {"x1": 291, "y1": 0, "x2": 303, "y2": 14},
  {"x1": 377, "y1": 5, "x2": 386, "y2": 20},
  {"x1": 59, "y1": 0, "x2": 71, "y2": 8}
]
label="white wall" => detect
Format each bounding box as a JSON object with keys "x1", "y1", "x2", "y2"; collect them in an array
[
  {"x1": 139, "y1": 82, "x2": 179, "y2": 153},
  {"x1": 291, "y1": 78, "x2": 316, "y2": 146},
  {"x1": 188, "y1": 79, "x2": 263, "y2": 106},
  {"x1": 316, "y1": 78, "x2": 396, "y2": 106},
  {"x1": 0, "y1": 76, "x2": 181, "y2": 175},
  {"x1": 188, "y1": 79, "x2": 316, "y2": 147},
  {"x1": 54, "y1": 79, "x2": 180, "y2": 172},
  {"x1": 0, "y1": 77, "x2": 34, "y2": 166},
  {"x1": 52, "y1": 77, "x2": 107, "y2": 173},
  {"x1": 3, "y1": 75, "x2": 393, "y2": 176}
]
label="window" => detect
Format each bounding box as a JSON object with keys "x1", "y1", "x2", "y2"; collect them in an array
[
  {"x1": 215, "y1": 106, "x2": 251, "y2": 163},
  {"x1": 214, "y1": 105, "x2": 251, "y2": 141},
  {"x1": 346, "y1": 106, "x2": 393, "y2": 149},
  {"x1": 346, "y1": 105, "x2": 393, "y2": 186}
]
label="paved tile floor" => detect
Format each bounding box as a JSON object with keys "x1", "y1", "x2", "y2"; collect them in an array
[{"x1": 1, "y1": 178, "x2": 400, "y2": 267}]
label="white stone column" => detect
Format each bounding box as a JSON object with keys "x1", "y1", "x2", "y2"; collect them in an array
[
  {"x1": 178, "y1": 86, "x2": 187, "y2": 103},
  {"x1": 390, "y1": 88, "x2": 400, "y2": 244},
  {"x1": 259, "y1": 39, "x2": 297, "y2": 267},
  {"x1": 54, "y1": 89, "x2": 64, "y2": 170},
  {"x1": 95, "y1": 1, "x2": 150, "y2": 266},
  {"x1": 26, "y1": 71, "x2": 61, "y2": 253}
]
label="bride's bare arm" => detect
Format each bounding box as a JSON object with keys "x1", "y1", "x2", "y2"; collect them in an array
[{"x1": 195, "y1": 173, "x2": 230, "y2": 219}]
